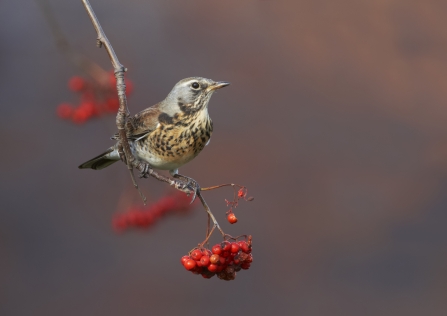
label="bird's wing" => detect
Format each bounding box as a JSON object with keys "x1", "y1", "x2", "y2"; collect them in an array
[{"x1": 111, "y1": 103, "x2": 161, "y2": 140}]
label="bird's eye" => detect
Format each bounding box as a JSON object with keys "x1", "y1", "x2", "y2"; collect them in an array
[{"x1": 191, "y1": 82, "x2": 200, "y2": 89}]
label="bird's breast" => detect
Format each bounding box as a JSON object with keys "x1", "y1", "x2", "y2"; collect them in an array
[{"x1": 132, "y1": 114, "x2": 213, "y2": 170}]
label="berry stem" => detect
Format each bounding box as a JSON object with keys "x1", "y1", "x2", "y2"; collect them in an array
[
  {"x1": 197, "y1": 191, "x2": 224, "y2": 236},
  {"x1": 201, "y1": 183, "x2": 245, "y2": 191}
]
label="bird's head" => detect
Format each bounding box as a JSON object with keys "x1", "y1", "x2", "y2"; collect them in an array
[{"x1": 163, "y1": 77, "x2": 230, "y2": 116}]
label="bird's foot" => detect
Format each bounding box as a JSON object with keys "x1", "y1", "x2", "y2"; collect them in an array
[
  {"x1": 174, "y1": 174, "x2": 201, "y2": 204},
  {"x1": 138, "y1": 162, "x2": 153, "y2": 178}
]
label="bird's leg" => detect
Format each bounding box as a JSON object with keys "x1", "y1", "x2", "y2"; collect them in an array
[
  {"x1": 118, "y1": 144, "x2": 127, "y2": 164},
  {"x1": 171, "y1": 171, "x2": 200, "y2": 204}
]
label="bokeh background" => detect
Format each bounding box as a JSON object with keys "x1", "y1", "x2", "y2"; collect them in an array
[{"x1": 2, "y1": 0, "x2": 447, "y2": 315}]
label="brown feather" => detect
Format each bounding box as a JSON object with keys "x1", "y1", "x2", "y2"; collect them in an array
[{"x1": 112, "y1": 103, "x2": 162, "y2": 140}]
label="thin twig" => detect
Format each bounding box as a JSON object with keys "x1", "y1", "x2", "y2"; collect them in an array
[
  {"x1": 197, "y1": 191, "x2": 224, "y2": 236},
  {"x1": 37, "y1": 0, "x2": 109, "y2": 86},
  {"x1": 201, "y1": 183, "x2": 245, "y2": 191}
]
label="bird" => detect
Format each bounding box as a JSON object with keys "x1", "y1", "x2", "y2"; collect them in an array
[{"x1": 78, "y1": 77, "x2": 230, "y2": 191}]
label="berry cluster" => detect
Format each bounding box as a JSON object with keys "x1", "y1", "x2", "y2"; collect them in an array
[
  {"x1": 56, "y1": 73, "x2": 133, "y2": 124},
  {"x1": 112, "y1": 192, "x2": 195, "y2": 233},
  {"x1": 181, "y1": 237, "x2": 253, "y2": 281}
]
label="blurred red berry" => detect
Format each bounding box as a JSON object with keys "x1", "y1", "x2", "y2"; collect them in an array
[
  {"x1": 126, "y1": 81, "x2": 134, "y2": 95},
  {"x1": 183, "y1": 259, "x2": 196, "y2": 271},
  {"x1": 71, "y1": 108, "x2": 88, "y2": 124},
  {"x1": 56, "y1": 103, "x2": 73, "y2": 119},
  {"x1": 112, "y1": 215, "x2": 127, "y2": 232},
  {"x1": 227, "y1": 213, "x2": 237, "y2": 224},
  {"x1": 79, "y1": 102, "x2": 96, "y2": 118},
  {"x1": 68, "y1": 76, "x2": 85, "y2": 91},
  {"x1": 237, "y1": 189, "x2": 245, "y2": 198},
  {"x1": 105, "y1": 98, "x2": 119, "y2": 112}
]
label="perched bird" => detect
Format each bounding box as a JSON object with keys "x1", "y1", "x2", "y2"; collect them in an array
[{"x1": 78, "y1": 77, "x2": 229, "y2": 186}]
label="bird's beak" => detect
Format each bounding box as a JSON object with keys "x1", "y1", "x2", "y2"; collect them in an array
[{"x1": 209, "y1": 81, "x2": 230, "y2": 91}]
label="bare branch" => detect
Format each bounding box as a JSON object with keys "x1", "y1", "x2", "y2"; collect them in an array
[
  {"x1": 80, "y1": 0, "x2": 199, "y2": 203},
  {"x1": 81, "y1": 0, "x2": 146, "y2": 202}
]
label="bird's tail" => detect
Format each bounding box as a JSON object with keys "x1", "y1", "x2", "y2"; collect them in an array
[{"x1": 78, "y1": 146, "x2": 120, "y2": 170}]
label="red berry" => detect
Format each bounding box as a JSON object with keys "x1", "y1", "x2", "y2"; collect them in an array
[
  {"x1": 200, "y1": 255, "x2": 210, "y2": 267},
  {"x1": 190, "y1": 249, "x2": 203, "y2": 261},
  {"x1": 126, "y1": 80, "x2": 134, "y2": 95},
  {"x1": 109, "y1": 72, "x2": 116, "y2": 86},
  {"x1": 241, "y1": 263, "x2": 251, "y2": 270},
  {"x1": 210, "y1": 254, "x2": 220, "y2": 264},
  {"x1": 221, "y1": 251, "x2": 230, "y2": 258},
  {"x1": 183, "y1": 259, "x2": 197, "y2": 271},
  {"x1": 244, "y1": 254, "x2": 253, "y2": 263},
  {"x1": 227, "y1": 213, "x2": 238, "y2": 224},
  {"x1": 221, "y1": 241, "x2": 231, "y2": 252},
  {"x1": 190, "y1": 266, "x2": 202, "y2": 274},
  {"x1": 212, "y1": 244, "x2": 222, "y2": 255},
  {"x1": 208, "y1": 264, "x2": 218, "y2": 272},
  {"x1": 219, "y1": 256, "x2": 226, "y2": 266},
  {"x1": 180, "y1": 256, "x2": 190, "y2": 265},
  {"x1": 203, "y1": 249, "x2": 213, "y2": 257},
  {"x1": 230, "y1": 242, "x2": 240, "y2": 253},
  {"x1": 56, "y1": 103, "x2": 73, "y2": 119},
  {"x1": 68, "y1": 76, "x2": 85, "y2": 91},
  {"x1": 71, "y1": 108, "x2": 88, "y2": 124},
  {"x1": 237, "y1": 189, "x2": 245, "y2": 198},
  {"x1": 201, "y1": 272, "x2": 214, "y2": 279},
  {"x1": 238, "y1": 241, "x2": 250, "y2": 253},
  {"x1": 112, "y1": 215, "x2": 127, "y2": 232},
  {"x1": 105, "y1": 98, "x2": 119, "y2": 112}
]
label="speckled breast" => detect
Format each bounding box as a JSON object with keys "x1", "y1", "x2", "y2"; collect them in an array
[{"x1": 132, "y1": 116, "x2": 213, "y2": 171}]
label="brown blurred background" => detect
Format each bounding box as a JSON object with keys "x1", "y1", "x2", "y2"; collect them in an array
[{"x1": 2, "y1": 0, "x2": 447, "y2": 315}]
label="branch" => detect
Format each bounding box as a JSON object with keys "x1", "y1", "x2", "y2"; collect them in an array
[{"x1": 81, "y1": 0, "x2": 194, "y2": 202}]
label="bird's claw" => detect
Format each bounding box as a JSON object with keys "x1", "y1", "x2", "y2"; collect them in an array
[
  {"x1": 174, "y1": 175, "x2": 200, "y2": 204},
  {"x1": 138, "y1": 163, "x2": 152, "y2": 178},
  {"x1": 188, "y1": 180, "x2": 200, "y2": 204}
]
